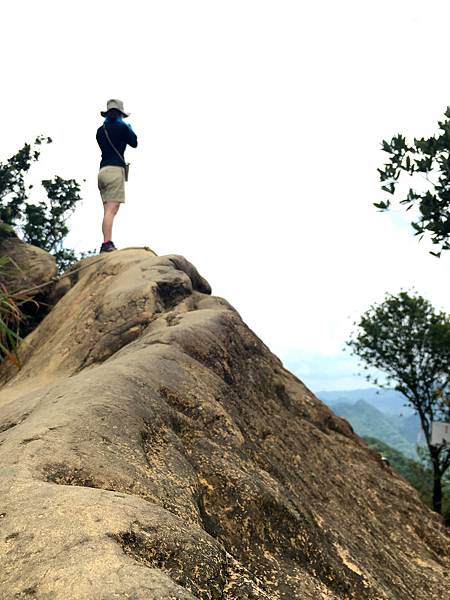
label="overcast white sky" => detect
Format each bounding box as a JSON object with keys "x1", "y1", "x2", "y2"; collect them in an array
[{"x1": 2, "y1": 1, "x2": 449, "y2": 391}]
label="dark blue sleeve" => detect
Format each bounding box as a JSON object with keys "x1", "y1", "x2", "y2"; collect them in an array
[{"x1": 123, "y1": 122, "x2": 138, "y2": 148}]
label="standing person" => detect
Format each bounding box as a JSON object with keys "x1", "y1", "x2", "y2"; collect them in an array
[{"x1": 96, "y1": 99, "x2": 138, "y2": 253}]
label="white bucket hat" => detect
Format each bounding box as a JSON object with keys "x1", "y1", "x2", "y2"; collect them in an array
[{"x1": 101, "y1": 99, "x2": 130, "y2": 118}]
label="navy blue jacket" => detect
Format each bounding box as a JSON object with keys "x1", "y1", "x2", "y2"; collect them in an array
[{"x1": 96, "y1": 118, "x2": 138, "y2": 168}]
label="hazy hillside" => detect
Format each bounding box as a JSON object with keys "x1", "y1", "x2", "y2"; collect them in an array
[
  {"x1": 318, "y1": 389, "x2": 424, "y2": 458},
  {"x1": 330, "y1": 399, "x2": 419, "y2": 458},
  {"x1": 391, "y1": 412, "x2": 424, "y2": 446}
]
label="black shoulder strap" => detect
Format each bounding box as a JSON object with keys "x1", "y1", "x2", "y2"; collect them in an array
[{"x1": 103, "y1": 124, "x2": 126, "y2": 165}]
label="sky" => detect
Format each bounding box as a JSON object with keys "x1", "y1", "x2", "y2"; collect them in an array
[{"x1": 1, "y1": 1, "x2": 449, "y2": 392}]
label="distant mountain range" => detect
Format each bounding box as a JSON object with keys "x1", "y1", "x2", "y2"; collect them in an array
[
  {"x1": 317, "y1": 388, "x2": 423, "y2": 459},
  {"x1": 318, "y1": 388, "x2": 414, "y2": 415}
]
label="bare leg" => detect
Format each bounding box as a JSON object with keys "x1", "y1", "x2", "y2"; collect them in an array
[{"x1": 102, "y1": 202, "x2": 121, "y2": 242}]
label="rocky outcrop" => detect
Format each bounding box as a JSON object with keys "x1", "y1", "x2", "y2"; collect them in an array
[
  {"x1": 0, "y1": 248, "x2": 448, "y2": 599},
  {"x1": 0, "y1": 229, "x2": 58, "y2": 336},
  {"x1": 0, "y1": 228, "x2": 57, "y2": 296}
]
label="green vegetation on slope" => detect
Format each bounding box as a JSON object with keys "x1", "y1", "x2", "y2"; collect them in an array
[{"x1": 364, "y1": 437, "x2": 450, "y2": 525}]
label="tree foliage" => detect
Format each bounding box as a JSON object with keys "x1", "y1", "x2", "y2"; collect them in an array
[
  {"x1": 0, "y1": 137, "x2": 82, "y2": 271},
  {"x1": 348, "y1": 291, "x2": 450, "y2": 514},
  {"x1": 377, "y1": 108, "x2": 450, "y2": 256}
]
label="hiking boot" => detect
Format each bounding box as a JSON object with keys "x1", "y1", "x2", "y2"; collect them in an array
[{"x1": 100, "y1": 240, "x2": 117, "y2": 253}]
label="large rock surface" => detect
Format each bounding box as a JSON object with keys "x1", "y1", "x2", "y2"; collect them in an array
[
  {"x1": 0, "y1": 228, "x2": 57, "y2": 296},
  {"x1": 0, "y1": 228, "x2": 58, "y2": 338},
  {"x1": 0, "y1": 248, "x2": 448, "y2": 599}
]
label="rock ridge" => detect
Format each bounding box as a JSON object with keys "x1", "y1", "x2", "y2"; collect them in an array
[{"x1": 0, "y1": 248, "x2": 448, "y2": 599}]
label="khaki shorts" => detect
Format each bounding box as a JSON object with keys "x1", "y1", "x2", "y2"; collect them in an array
[{"x1": 98, "y1": 166, "x2": 126, "y2": 204}]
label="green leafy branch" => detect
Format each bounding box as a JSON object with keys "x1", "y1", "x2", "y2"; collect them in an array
[{"x1": 377, "y1": 108, "x2": 450, "y2": 256}]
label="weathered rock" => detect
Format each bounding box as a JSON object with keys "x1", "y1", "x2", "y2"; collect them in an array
[
  {"x1": 0, "y1": 230, "x2": 58, "y2": 338},
  {"x1": 0, "y1": 249, "x2": 448, "y2": 599},
  {"x1": 0, "y1": 229, "x2": 57, "y2": 296}
]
